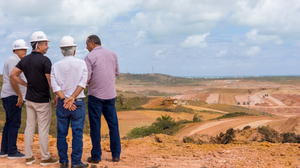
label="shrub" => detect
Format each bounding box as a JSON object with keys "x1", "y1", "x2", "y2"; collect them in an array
[{"x1": 126, "y1": 114, "x2": 202, "y2": 138}]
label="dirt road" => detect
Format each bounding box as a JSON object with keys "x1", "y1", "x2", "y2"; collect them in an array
[{"x1": 175, "y1": 116, "x2": 285, "y2": 141}]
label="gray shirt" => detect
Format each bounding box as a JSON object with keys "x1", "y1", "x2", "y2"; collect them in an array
[{"x1": 1, "y1": 53, "x2": 27, "y2": 99}]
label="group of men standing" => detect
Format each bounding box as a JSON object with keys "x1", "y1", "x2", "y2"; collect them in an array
[{"x1": 0, "y1": 31, "x2": 121, "y2": 168}]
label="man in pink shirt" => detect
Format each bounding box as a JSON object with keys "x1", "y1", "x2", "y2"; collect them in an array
[{"x1": 84, "y1": 35, "x2": 121, "y2": 163}]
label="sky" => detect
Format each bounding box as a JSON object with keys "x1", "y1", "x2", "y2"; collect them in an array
[{"x1": 0, "y1": 0, "x2": 300, "y2": 77}]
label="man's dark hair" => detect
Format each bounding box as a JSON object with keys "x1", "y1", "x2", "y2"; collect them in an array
[
  {"x1": 88, "y1": 35, "x2": 101, "y2": 45},
  {"x1": 31, "y1": 42, "x2": 37, "y2": 50},
  {"x1": 30, "y1": 41, "x2": 44, "y2": 50}
]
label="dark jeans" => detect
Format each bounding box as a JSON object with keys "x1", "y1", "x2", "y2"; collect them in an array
[
  {"x1": 1, "y1": 95, "x2": 23, "y2": 155},
  {"x1": 56, "y1": 99, "x2": 86, "y2": 166},
  {"x1": 88, "y1": 95, "x2": 121, "y2": 160}
]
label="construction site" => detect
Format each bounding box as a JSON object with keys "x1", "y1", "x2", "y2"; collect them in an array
[{"x1": 1, "y1": 74, "x2": 300, "y2": 167}]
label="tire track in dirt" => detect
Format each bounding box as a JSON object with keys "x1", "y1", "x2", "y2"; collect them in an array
[
  {"x1": 185, "y1": 105, "x2": 228, "y2": 114},
  {"x1": 267, "y1": 95, "x2": 286, "y2": 106},
  {"x1": 263, "y1": 98, "x2": 278, "y2": 106},
  {"x1": 175, "y1": 116, "x2": 281, "y2": 140},
  {"x1": 219, "y1": 93, "x2": 237, "y2": 105}
]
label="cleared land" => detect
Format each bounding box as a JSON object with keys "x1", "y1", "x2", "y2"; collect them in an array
[{"x1": 218, "y1": 93, "x2": 237, "y2": 105}]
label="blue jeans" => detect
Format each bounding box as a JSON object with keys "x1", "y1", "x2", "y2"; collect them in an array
[
  {"x1": 56, "y1": 99, "x2": 86, "y2": 166},
  {"x1": 88, "y1": 95, "x2": 121, "y2": 160},
  {"x1": 1, "y1": 95, "x2": 23, "y2": 155}
]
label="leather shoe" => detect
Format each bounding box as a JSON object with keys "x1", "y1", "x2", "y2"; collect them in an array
[
  {"x1": 112, "y1": 157, "x2": 120, "y2": 162},
  {"x1": 60, "y1": 162, "x2": 68, "y2": 168},
  {"x1": 71, "y1": 163, "x2": 89, "y2": 168},
  {"x1": 87, "y1": 157, "x2": 100, "y2": 163}
]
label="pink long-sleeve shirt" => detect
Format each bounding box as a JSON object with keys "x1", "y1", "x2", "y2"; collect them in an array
[{"x1": 84, "y1": 46, "x2": 119, "y2": 99}]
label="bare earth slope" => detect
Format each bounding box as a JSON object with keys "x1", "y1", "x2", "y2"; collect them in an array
[{"x1": 1, "y1": 133, "x2": 300, "y2": 168}]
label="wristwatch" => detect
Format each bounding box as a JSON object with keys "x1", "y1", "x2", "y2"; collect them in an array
[{"x1": 62, "y1": 97, "x2": 67, "y2": 101}]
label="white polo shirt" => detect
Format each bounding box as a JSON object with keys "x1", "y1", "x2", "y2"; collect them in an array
[
  {"x1": 50, "y1": 56, "x2": 88, "y2": 98},
  {"x1": 1, "y1": 53, "x2": 27, "y2": 99}
]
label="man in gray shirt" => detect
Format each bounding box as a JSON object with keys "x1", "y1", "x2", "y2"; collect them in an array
[{"x1": 0, "y1": 39, "x2": 28, "y2": 159}]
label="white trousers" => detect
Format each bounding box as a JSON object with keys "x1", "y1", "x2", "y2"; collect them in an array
[{"x1": 24, "y1": 100, "x2": 51, "y2": 160}]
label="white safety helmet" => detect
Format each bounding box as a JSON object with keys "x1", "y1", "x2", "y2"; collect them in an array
[
  {"x1": 30, "y1": 31, "x2": 50, "y2": 42},
  {"x1": 12, "y1": 39, "x2": 29, "y2": 50},
  {"x1": 60, "y1": 36, "x2": 77, "y2": 47}
]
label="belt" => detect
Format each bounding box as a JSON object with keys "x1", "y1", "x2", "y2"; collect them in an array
[{"x1": 75, "y1": 98, "x2": 84, "y2": 101}]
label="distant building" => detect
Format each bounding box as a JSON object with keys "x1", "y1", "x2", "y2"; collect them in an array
[{"x1": 173, "y1": 99, "x2": 178, "y2": 104}]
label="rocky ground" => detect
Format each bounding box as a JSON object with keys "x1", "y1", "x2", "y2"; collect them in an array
[{"x1": 1, "y1": 127, "x2": 300, "y2": 168}]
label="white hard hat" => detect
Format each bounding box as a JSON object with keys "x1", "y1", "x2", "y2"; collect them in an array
[
  {"x1": 12, "y1": 39, "x2": 29, "y2": 50},
  {"x1": 30, "y1": 31, "x2": 50, "y2": 42},
  {"x1": 60, "y1": 36, "x2": 77, "y2": 47}
]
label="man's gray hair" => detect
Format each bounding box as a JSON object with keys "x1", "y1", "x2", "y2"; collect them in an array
[{"x1": 61, "y1": 46, "x2": 76, "y2": 56}]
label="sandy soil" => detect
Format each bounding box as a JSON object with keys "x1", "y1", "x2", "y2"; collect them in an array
[
  {"x1": 175, "y1": 116, "x2": 285, "y2": 140},
  {"x1": 1, "y1": 134, "x2": 300, "y2": 168},
  {"x1": 185, "y1": 105, "x2": 228, "y2": 114},
  {"x1": 2, "y1": 80, "x2": 300, "y2": 167},
  {"x1": 171, "y1": 93, "x2": 209, "y2": 101},
  {"x1": 219, "y1": 93, "x2": 237, "y2": 105},
  {"x1": 235, "y1": 94, "x2": 265, "y2": 106},
  {"x1": 205, "y1": 93, "x2": 219, "y2": 104},
  {"x1": 101, "y1": 110, "x2": 197, "y2": 137}
]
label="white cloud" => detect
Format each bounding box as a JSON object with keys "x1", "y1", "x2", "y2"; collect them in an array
[
  {"x1": 153, "y1": 48, "x2": 169, "y2": 59},
  {"x1": 246, "y1": 29, "x2": 283, "y2": 44},
  {"x1": 131, "y1": 0, "x2": 233, "y2": 37},
  {"x1": 216, "y1": 50, "x2": 227, "y2": 57},
  {"x1": 0, "y1": 0, "x2": 142, "y2": 27},
  {"x1": 133, "y1": 31, "x2": 147, "y2": 47},
  {"x1": 74, "y1": 48, "x2": 89, "y2": 59},
  {"x1": 6, "y1": 30, "x2": 32, "y2": 40},
  {"x1": 244, "y1": 46, "x2": 261, "y2": 57},
  {"x1": 180, "y1": 33, "x2": 209, "y2": 48},
  {"x1": 230, "y1": 0, "x2": 300, "y2": 35}
]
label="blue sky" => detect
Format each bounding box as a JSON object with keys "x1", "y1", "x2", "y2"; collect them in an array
[{"x1": 0, "y1": 0, "x2": 300, "y2": 77}]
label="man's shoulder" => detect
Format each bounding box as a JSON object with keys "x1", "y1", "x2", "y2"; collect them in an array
[
  {"x1": 6, "y1": 54, "x2": 18, "y2": 62},
  {"x1": 90, "y1": 47, "x2": 116, "y2": 56},
  {"x1": 52, "y1": 59, "x2": 64, "y2": 67},
  {"x1": 73, "y1": 57, "x2": 85, "y2": 62}
]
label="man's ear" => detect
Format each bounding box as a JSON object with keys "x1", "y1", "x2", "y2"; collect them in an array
[
  {"x1": 73, "y1": 49, "x2": 76, "y2": 56},
  {"x1": 37, "y1": 42, "x2": 42, "y2": 49}
]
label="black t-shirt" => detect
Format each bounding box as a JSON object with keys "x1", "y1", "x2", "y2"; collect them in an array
[{"x1": 16, "y1": 51, "x2": 52, "y2": 103}]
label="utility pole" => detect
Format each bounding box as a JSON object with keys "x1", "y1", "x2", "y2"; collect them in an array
[
  {"x1": 152, "y1": 66, "x2": 154, "y2": 74},
  {"x1": 248, "y1": 96, "x2": 250, "y2": 114},
  {"x1": 260, "y1": 100, "x2": 262, "y2": 113}
]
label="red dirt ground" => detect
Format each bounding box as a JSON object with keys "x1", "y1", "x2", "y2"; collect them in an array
[{"x1": 272, "y1": 94, "x2": 300, "y2": 106}]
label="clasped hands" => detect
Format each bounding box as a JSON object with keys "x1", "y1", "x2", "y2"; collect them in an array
[
  {"x1": 54, "y1": 96, "x2": 77, "y2": 111},
  {"x1": 63, "y1": 97, "x2": 77, "y2": 111}
]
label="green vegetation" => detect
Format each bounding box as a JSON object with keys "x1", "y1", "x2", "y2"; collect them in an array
[
  {"x1": 116, "y1": 73, "x2": 300, "y2": 86},
  {"x1": 115, "y1": 94, "x2": 150, "y2": 111},
  {"x1": 126, "y1": 114, "x2": 202, "y2": 138},
  {"x1": 214, "y1": 112, "x2": 252, "y2": 120}
]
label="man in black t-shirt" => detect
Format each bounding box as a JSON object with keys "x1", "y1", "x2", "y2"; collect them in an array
[{"x1": 10, "y1": 31, "x2": 59, "y2": 166}]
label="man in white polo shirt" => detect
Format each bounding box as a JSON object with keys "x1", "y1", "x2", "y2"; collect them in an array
[
  {"x1": 0, "y1": 39, "x2": 28, "y2": 159},
  {"x1": 51, "y1": 36, "x2": 88, "y2": 168}
]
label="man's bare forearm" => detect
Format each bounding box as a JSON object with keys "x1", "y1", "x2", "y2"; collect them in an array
[
  {"x1": 10, "y1": 77, "x2": 23, "y2": 97},
  {"x1": 70, "y1": 86, "x2": 84, "y2": 99},
  {"x1": 10, "y1": 67, "x2": 26, "y2": 97}
]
